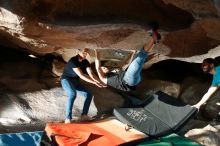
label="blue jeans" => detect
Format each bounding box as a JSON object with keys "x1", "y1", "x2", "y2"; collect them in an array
[
  {"x1": 123, "y1": 49, "x2": 148, "y2": 86},
  {"x1": 61, "y1": 78, "x2": 92, "y2": 120}
]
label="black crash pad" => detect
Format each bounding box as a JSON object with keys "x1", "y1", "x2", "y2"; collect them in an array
[{"x1": 114, "y1": 91, "x2": 197, "y2": 137}]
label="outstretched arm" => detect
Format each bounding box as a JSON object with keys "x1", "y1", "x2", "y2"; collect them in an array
[
  {"x1": 86, "y1": 67, "x2": 107, "y2": 87},
  {"x1": 73, "y1": 67, "x2": 103, "y2": 87},
  {"x1": 193, "y1": 86, "x2": 218, "y2": 109},
  {"x1": 94, "y1": 49, "x2": 108, "y2": 84},
  {"x1": 86, "y1": 67, "x2": 100, "y2": 83}
]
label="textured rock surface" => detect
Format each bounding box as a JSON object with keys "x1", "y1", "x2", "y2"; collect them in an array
[
  {"x1": 0, "y1": 48, "x2": 125, "y2": 132},
  {"x1": 0, "y1": 0, "x2": 219, "y2": 65},
  {"x1": 185, "y1": 124, "x2": 220, "y2": 146},
  {"x1": 0, "y1": 47, "x2": 220, "y2": 146},
  {"x1": 0, "y1": 1, "x2": 220, "y2": 145},
  {"x1": 162, "y1": 0, "x2": 218, "y2": 18}
]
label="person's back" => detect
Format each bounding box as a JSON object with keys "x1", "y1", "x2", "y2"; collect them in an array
[
  {"x1": 106, "y1": 70, "x2": 134, "y2": 92},
  {"x1": 61, "y1": 55, "x2": 90, "y2": 79},
  {"x1": 212, "y1": 65, "x2": 220, "y2": 86}
]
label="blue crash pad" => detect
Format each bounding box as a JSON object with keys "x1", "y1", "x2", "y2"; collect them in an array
[{"x1": 0, "y1": 131, "x2": 43, "y2": 146}]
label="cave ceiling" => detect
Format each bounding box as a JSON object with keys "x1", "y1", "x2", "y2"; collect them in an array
[{"x1": 0, "y1": 0, "x2": 220, "y2": 64}]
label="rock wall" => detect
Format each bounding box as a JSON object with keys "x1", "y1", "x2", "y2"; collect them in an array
[
  {"x1": 0, "y1": 0, "x2": 219, "y2": 66},
  {"x1": 1, "y1": 1, "x2": 220, "y2": 145}
]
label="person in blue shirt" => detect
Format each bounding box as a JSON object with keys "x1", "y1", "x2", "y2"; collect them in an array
[
  {"x1": 193, "y1": 58, "x2": 220, "y2": 110},
  {"x1": 61, "y1": 48, "x2": 105, "y2": 123}
]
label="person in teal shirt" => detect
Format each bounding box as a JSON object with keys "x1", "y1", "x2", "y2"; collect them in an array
[{"x1": 193, "y1": 58, "x2": 220, "y2": 110}]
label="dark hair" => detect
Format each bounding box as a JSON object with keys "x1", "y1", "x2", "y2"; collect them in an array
[{"x1": 203, "y1": 58, "x2": 217, "y2": 67}]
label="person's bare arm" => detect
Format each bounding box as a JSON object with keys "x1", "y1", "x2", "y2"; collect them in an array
[
  {"x1": 94, "y1": 49, "x2": 108, "y2": 84},
  {"x1": 86, "y1": 67, "x2": 107, "y2": 87},
  {"x1": 73, "y1": 67, "x2": 102, "y2": 87},
  {"x1": 193, "y1": 86, "x2": 218, "y2": 109},
  {"x1": 86, "y1": 67, "x2": 100, "y2": 82}
]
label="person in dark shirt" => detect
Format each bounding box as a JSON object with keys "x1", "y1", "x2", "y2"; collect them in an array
[
  {"x1": 94, "y1": 31, "x2": 161, "y2": 92},
  {"x1": 61, "y1": 48, "x2": 105, "y2": 123}
]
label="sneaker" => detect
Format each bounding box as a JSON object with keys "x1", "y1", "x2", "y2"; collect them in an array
[
  {"x1": 80, "y1": 115, "x2": 93, "y2": 121},
  {"x1": 64, "y1": 119, "x2": 71, "y2": 124}
]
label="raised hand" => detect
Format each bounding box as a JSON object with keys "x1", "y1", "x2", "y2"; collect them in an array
[{"x1": 94, "y1": 49, "x2": 100, "y2": 59}]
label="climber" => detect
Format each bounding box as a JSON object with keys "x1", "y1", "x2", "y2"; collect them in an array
[{"x1": 94, "y1": 30, "x2": 161, "y2": 92}]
